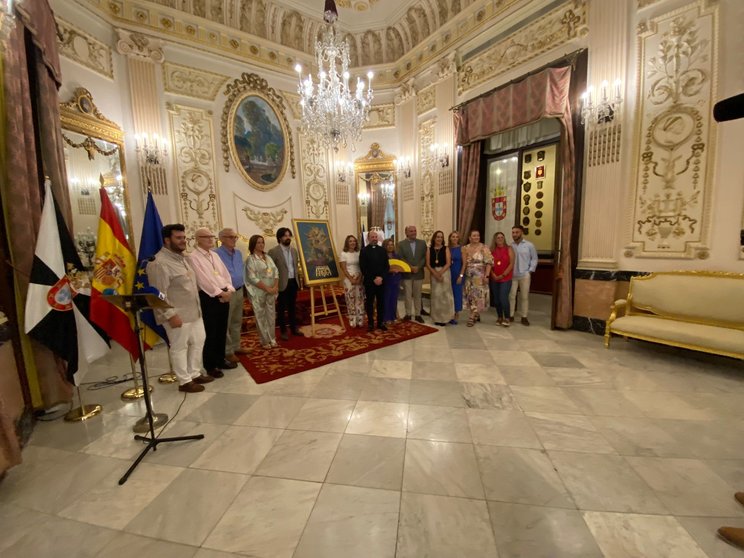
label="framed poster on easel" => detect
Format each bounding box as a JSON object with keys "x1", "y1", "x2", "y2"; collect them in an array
[{"x1": 292, "y1": 219, "x2": 345, "y2": 334}]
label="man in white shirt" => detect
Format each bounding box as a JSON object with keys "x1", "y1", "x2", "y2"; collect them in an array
[{"x1": 509, "y1": 225, "x2": 538, "y2": 326}]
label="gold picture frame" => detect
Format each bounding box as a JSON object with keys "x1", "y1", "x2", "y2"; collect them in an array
[
  {"x1": 292, "y1": 219, "x2": 342, "y2": 287},
  {"x1": 220, "y1": 73, "x2": 296, "y2": 191}
]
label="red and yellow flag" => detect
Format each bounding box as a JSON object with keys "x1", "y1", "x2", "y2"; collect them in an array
[{"x1": 90, "y1": 188, "x2": 140, "y2": 360}]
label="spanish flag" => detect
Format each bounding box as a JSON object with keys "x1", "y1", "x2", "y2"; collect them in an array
[{"x1": 90, "y1": 188, "x2": 140, "y2": 360}]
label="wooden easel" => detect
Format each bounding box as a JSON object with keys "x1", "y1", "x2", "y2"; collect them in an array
[{"x1": 309, "y1": 283, "x2": 346, "y2": 337}]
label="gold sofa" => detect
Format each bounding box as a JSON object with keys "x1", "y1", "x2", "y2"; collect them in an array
[{"x1": 604, "y1": 271, "x2": 744, "y2": 359}]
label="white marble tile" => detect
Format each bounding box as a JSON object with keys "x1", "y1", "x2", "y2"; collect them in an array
[
  {"x1": 588, "y1": 416, "x2": 681, "y2": 457},
  {"x1": 254, "y1": 429, "x2": 342, "y2": 481},
  {"x1": 408, "y1": 380, "x2": 467, "y2": 407},
  {"x1": 203, "y1": 476, "x2": 320, "y2": 558},
  {"x1": 526, "y1": 412, "x2": 617, "y2": 454},
  {"x1": 182, "y1": 393, "x2": 259, "y2": 424},
  {"x1": 403, "y1": 439, "x2": 484, "y2": 498},
  {"x1": 96, "y1": 532, "x2": 199, "y2": 558},
  {"x1": 499, "y1": 365, "x2": 558, "y2": 386},
  {"x1": 475, "y1": 446, "x2": 575, "y2": 508},
  {"x1": 369, "y1": 359, "x2": 413, "y2": 379},
  {"x1": 564, "y1": 387, "x2": 646, "y2": 417},
  {"x1": 287, "y1": 398, "x2": 356, "y2": 432},
  {"x1": 461, "y1": 382, "x2": 519, "y2": 410},
  {"x1": 583, "y1": 511, "x2": 708, "y2": 558},
  {"x1": 345, "y1": 400, "x2": 409, "y2": 438},
  {"x1": 190, "y1": 425, "x2": 283, "y2": 474},
  {"x1": 449, "y1": 348, "x2": 495, "y2": 365},
  {"x1": 293, "y1": 484, "x2": 399, "y2": 558},
  {"x1": 139, "y1": 421, "x2": 228, "y2": 468},
  {"x1": 676, "y1": 516, "x2": 744, "y2": 558},
  {"x1": 359, "y1": 377, "x2": 411, "y2": 403},
  {"x1": 488, "y1": 350, "x2": 541, "y2": 367},
  {"x1": 510, "y1": 386, "x2": 583, "y2": 415},
  {"x1": 396, "y1": 492, "x2": 498, "y2": 558},
  {"x1": 233, "y1": 395, "x2": 306, "y2": 427},
  {"x1": 326, "y1": 434, "x2": 405, "y2": 490},
  {"x1": 454, "y1": 362, "x2": 506, "y2": 384},
  {"x1": 411, "y1": 361, "x2": 458, "y2": 381},
  {"x1": 413, "y1": 346, "x2": 455, "y2": 363},
  {"x1": 407, "y1": 405, "x2": 472, "y2": 443},
  {"x1": 467, "y1": 409, "x2": 542, "y2": 448},
  {"x1": 125, "y1": 468, "x2": 248, "y2": 546},
  {"x1": 621, "y1": 390, "x2": 718, "y2": 420}
]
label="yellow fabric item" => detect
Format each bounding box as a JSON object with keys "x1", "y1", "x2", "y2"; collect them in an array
[{"x1": 611, "y1": 315, "x2": 744, "y2": 358}]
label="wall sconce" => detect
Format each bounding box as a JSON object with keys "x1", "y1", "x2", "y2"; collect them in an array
[
  {"x1": 336, "y1": 161, "x2": 354, "y2": 183},
  {"x1": 75, "y1": 227, "x2": 97, "y2": 270},
  {"x1": 581, "y1": 79, "x2": 623, "y2": 126},
  {"x1": 134, "y1": 132, "x2": 169, "y2": 195},
  {"x1": 395, "y1": 157, "x2": 412, "y2": 179},
  {"x1": 358, "y1": 190, "x2": 370, "y2": 207},
  {"x1": 381, "y1": 181, "x2": 395, "y2": 200},
  {"x1": 431, "y1": 143, "x2": 450, "y2": 168}
]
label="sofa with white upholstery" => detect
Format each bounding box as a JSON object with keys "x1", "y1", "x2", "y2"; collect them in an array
[{"x1": 604, "y1": 271, "x2": 744, "y2": 360}]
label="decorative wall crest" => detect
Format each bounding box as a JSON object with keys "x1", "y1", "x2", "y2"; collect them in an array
[
  {"x1": 115, "y1": 29, "x2": 164, "y2": 63},
  {"x1": 56, "y1": 18, "x2": 113, "y2": 79},
  {"x1": 220, "y1": 73, "x2": 296, "y2": 190},
  {"x1": 241, "y1": 206, "x2": 288, "y2": 236},
  {"x1": 458, "y1": 0, "x2": 588, "y2": 95},
  {"x1": 436, "y1": 52, "x2": 457, "y2": 82},
  {"x1": 168, "y1": 104, "x2": 221, "y2": 242},
  {"x1": 299, "y1": 136, "x2": 330, "y2": 220},
  {"x1": 395, "y1": 79, "x2": 416, "y2": 105},
  {"x1": 626, "y1": 0, "x2": 718, "y2": 259},
  {"x1": 365, "y1": 104, "x2": 396, "y2": 129},
  {"x1": 163, "y1": 62, "x2": 228, "y2": 100},
  {"x1": 417, "y1": 85, "x2": 435, "y2": 115}
]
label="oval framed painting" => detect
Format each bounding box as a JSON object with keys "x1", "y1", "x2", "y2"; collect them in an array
[{"x1": 228, "y1": 92, "x2": 289, "y2": 191}]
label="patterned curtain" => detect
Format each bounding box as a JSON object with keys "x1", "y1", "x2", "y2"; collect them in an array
[
  {"x1": 456, "y1": 142, "x2": 482, "y2": 239},
  {"x1": 454, "y1": 66, "x2": 576, "y2": 329}
]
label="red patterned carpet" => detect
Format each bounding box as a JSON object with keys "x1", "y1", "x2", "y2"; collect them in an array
[{"x1": 237, "y1": 318, "x2": 437, "y2": 384}]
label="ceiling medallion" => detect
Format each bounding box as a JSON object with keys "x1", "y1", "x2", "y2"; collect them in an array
[{"x1": 294, "y1": 0, "x2": 373, "y2": 152}]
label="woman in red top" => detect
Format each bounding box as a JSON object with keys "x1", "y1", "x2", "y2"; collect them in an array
[{"x1": 489, "y1": 232, "x2": 515, "y2": 326}]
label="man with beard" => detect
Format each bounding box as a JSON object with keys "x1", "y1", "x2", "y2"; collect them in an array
[{"x1": 268, "y1": 227, "x2": 305, "y2": 340}]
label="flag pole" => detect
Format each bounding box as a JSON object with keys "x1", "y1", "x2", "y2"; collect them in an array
[
  {"x1": 121, "y1": 353, "x2": 153, "y2": 400},
  {"x1": 158, "y1": 349, "x2": 177, "y2": 384},
  {"x1": 132, "y1": 342, "x2": 168, "y2": 433},
  {"x1": 64, "y1": 386, "x2": 102, "y2": 422}
]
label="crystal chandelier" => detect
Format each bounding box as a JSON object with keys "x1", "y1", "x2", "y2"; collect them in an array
[{"x1": 295, "y1": 0, "x2": 373, "y2": 152}]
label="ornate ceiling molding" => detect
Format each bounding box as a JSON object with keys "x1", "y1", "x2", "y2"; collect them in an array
[
  {"x1": 56, "y1": 17, "x2": 114, "y2": 79},
  {"x1": 163, "y1": 61, "x2": 228, "y2": 100},
  {"x1": 115, "y1": 28, "x2": 165, "y2": 62},
  {"x1": 458, "y1": 0, "x2": 588, "y2": 95},
  {"x1": 417, "y1": 85, "x2": 435, "y2": 115}
]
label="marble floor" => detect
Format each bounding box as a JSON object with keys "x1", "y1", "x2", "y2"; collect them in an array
[{"x1": 2, "y1": 295, "x2": 744, "y2": 557}]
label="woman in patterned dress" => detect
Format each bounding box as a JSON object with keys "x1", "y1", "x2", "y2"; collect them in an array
[
  {"x1": 244, "y1": 235, "x2": 279, "y2": 348},
  {"x1": 339, "y1": 235, "x2": 365, "y2": 327},
  {"x1": 448, "y1": 231, "x2": 463, "y2": 324},
  {"x1": 460, "y1": 230, "x2": 493, "y2": 327}
]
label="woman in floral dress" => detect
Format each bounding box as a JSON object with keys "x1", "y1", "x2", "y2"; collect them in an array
[
  {"x1": 339, "y1": 235, "x2": 365, "y2": 327},
  {"x1": 244, "y1": 235, "x2": 279, "y2": 348},
  {"x1": 460, "y1": 230, "x2": 493, "y2": 327}
]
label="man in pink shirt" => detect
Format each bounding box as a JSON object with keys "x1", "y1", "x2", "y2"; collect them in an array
[{"x1": 189, "y1": 227, "x2": 236, "y2": 378}]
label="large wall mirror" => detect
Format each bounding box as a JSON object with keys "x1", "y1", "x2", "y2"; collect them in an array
[
  {"x1": 60, "y1": 88, "x2": 132, "y2": 269},
  {"x1": 355, "y1": 143, "x2": 398, "y2": 243}
]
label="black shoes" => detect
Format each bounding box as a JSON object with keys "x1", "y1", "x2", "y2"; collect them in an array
[
  {"x1": 415, "y1": 315, "x2": 424, "y2": 324},
  {"x1": 221, "y1": 360, "x2": 238, "y2": 370},
  {"x1": 378, "y1": 324, "x2": 388, "y2": 331},
  {"x1": 367, "y1": 325, "x2": 375, "y2": 332},
  {"x1": 280, "y1": 330, "x2": 289, "y2": 340},
  {"x1": 403, "y1": 315, "x2": 411, "y2": 321},
  {"x1": 521, "y1": 317, "x2": 530, "y2": 326},
  {"x1": 207, "y1": 368, "x2": 224, "y2": 378},
  {"x1": 292, "y1": 329, "x2": 305, "y2": 337}
]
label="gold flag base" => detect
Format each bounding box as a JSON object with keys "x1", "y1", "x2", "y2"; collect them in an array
[
  {"x1": 64, "y1": 404, "x2": 103, "y2": 422},
  {"x1": 133, "y1": 412, "x2": 169, "y2": 434},
  {"x1": 158, "y1": 372, "x2": 177, "y2": 384},
  {"x1": 121, "y1": 385, "x2": 154, "y2": 400}
]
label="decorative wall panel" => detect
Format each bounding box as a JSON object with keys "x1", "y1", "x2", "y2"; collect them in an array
[
  {"x1": 168, "y1": 104, "x2": 221, "y2": 242},
  {"x1": 240, "y1": 202, "x2": 289, "y2": 237},
  {"x1": 163, "y1": 62, "x2": 228, "y2": 100},
  {"x1": 626, "y1": 0, "x2": 718, "y2": 259},
  {"x1": 438, "y1": 169, "x2": 453, "y2": 195},
  {"x1": 587, "y1": 124, "x2": 622, "y2": 167},
  {"x1": 418, "y1": 119, "x2": 436, "y2": 242},
  {"x1": 365, "y1": 104, "x2": 396, "y2": 129},
  {"x1": 417, "y1": 85, "x2": 435, "y2": 115},
  {"x1": 458, "y1": 0, "x2": 588, "y2": 95},
  {"x1": 56, "y1": 18, "x2": 113, "y2": 79},
  {"x1": 299, "y1": 136, "x2": 330, "y2": 220},
  {"x1": 335, "y1": 182, "x2": 350, "y2": 205}
]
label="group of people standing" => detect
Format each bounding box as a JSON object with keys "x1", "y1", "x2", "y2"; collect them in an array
[
  {"x1": 147, "y1": 224, "x2": 302, "y2": 394},
  {"x1": 338, "y1": 224, "x2": 538, "y2": 330}
]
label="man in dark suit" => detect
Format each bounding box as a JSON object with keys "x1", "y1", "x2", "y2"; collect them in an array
[
  {"x1": 268, "y1": 227, "x2": 304, "y2": 340},
  {"x1": 396, "y1": 225, "x2": 427, "y2": 323},
  {"x1": 359, "y1": 230, "x2": 390, "y2": 332}
]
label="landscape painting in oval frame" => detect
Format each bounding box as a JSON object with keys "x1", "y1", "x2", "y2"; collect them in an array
[{"x1": 228, "y1": 92, "x2": 288, "y2": 191}]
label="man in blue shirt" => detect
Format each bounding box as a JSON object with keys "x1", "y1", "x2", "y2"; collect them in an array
[
  {"x1": 509, "y1": 225, "x2": 538, "y2": 325},
  {"x1": 216, "y1": 228, "x2": 249, "y2": 362}
]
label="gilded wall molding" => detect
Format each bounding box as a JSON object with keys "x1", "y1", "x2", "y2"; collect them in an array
[
  {"x1": 163, "y1": 62, "x2": 228, "y2": 101},
  {"x1": 236, "y1": 196, "x2": 293, "y2": 238},
  {"x1": 280, "y1": 90, "x2": 302, "y2": 120},
  {"x1": 436, "y1": 52, "x2": 457, "y2": 83},
  {"x1": 365, "y1": 104, "x2": 396, "y2": 129},
  {"x1": 167, "y1": 103, "x2": 221, "y2": 242},
  {"x1": 299, "y1": 136, "x2": 330, "y2": 220},
  {"x1": 418, "y1": 119, "x2": 436, "y2": 243},
  {"x1": 394, "y1": 79, "x2": 416, "y2": 106},
  {"x1": 56, "y1": 17, "x2": 113, "y2": 79},
  {"x1": 241, "y1": 206, "x2": 288, "y2": 236},
  {"x1": 115, "y1": 29, "x2": 164, "y2": 63},
  {"x1": 417, "y1": 85, "x2": 435, "y2": 116},
  {"x1": 458, "y1": 0, "x2": 588, "y2": 95},
  {"x1": 626, "y1": 0, "x2": 718, "y2": 259}
]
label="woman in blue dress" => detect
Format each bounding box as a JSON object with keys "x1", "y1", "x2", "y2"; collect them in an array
[
  {"x1": 382, "y1": 238, "x2": 402, "y2": 324},
  {"x1": 448, "y1": 231, "x2": 463, "y2": 325}
]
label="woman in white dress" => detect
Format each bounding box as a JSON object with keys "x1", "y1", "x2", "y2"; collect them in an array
[
  {"x1": 244, "y1": 235, "x2": 279, "y2": 348},
  {"x1": 425, "y1": 230, "x2": 455, "y2": 326},
  {"x1": 339, "y1": 235, "x2": 365, "y2": 327}
]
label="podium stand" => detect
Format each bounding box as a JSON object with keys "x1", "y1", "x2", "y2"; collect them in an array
[{"x1": 103, "y1": 293, "x2": 204, "y2": 485}]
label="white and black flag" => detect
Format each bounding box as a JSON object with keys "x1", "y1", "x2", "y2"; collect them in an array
[{"x1": 24, "y1": 181, "x2": 109, "y2": 386}]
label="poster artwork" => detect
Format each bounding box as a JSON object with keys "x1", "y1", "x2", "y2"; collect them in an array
[{"x1": 491, "y1": 184, "x2": 507, "y2": 221}]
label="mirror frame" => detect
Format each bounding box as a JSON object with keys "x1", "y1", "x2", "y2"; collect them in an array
[
  {"x1": 354, "y1": 143, "x2": 398, "y2": 243},
  {"x1": 60, "y1": 87, "x2": 134, "y2": 240}
]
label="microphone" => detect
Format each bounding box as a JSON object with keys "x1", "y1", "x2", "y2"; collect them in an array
[
  {"x1": 102, "y1": 288, "x2": 118, "y2": 295},
  {"x1": 713, "y1": 93, "x2": 744, "y2": 122}
]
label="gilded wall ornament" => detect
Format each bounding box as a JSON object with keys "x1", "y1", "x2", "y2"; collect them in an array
[
  {"x1": 163, "y1": 62, "x2": 228, "y2": 101},
  {"x1": 115, "y1": 29, "x2": 164, "y2": 63},
  {"x1": 365, "y1": 104, "x2": 396, "y2": 129},
  {"x1": 299, "y1": 136, "x2": 329, "y2": 220},
  {"x1": 241, "y1": 206, "x2": 288, "y2": 236},
  {"x1": 221, "y1": 73, "x2": 296, "y2": 190},
  {"x1": 56, "y1": 18, "x2": 113, "y2": 79},
  {"x1": 627, "y1": 0, "x2": 718, "y2": 259},
  {"x1": 417, "y1": 85, "x2": 435, "y2": 115},
  {"x1": 419, "y1": 119, "x2": 436, "y2": 243}
]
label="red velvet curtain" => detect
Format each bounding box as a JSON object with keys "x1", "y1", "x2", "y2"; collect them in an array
[
  {"x1": 454, "y1": 66, "x2": 576, "y2": 328},
  {"x1": 457, "y1": 142, "x2": 482, "y2": 238}
]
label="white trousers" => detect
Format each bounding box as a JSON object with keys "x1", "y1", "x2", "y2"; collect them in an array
[
  {"x1": 164, "y1": 319, "x2": 206, "y2": 385},
  {"x1": 509, "y1": 274, "x2": 531, "y2": 319},
  {"x1": 403, "y1": 278, "x2": 423, "y2": 317},
  {"x1": 225, "y1": 288, "x2": 245, "y2": 355}
]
